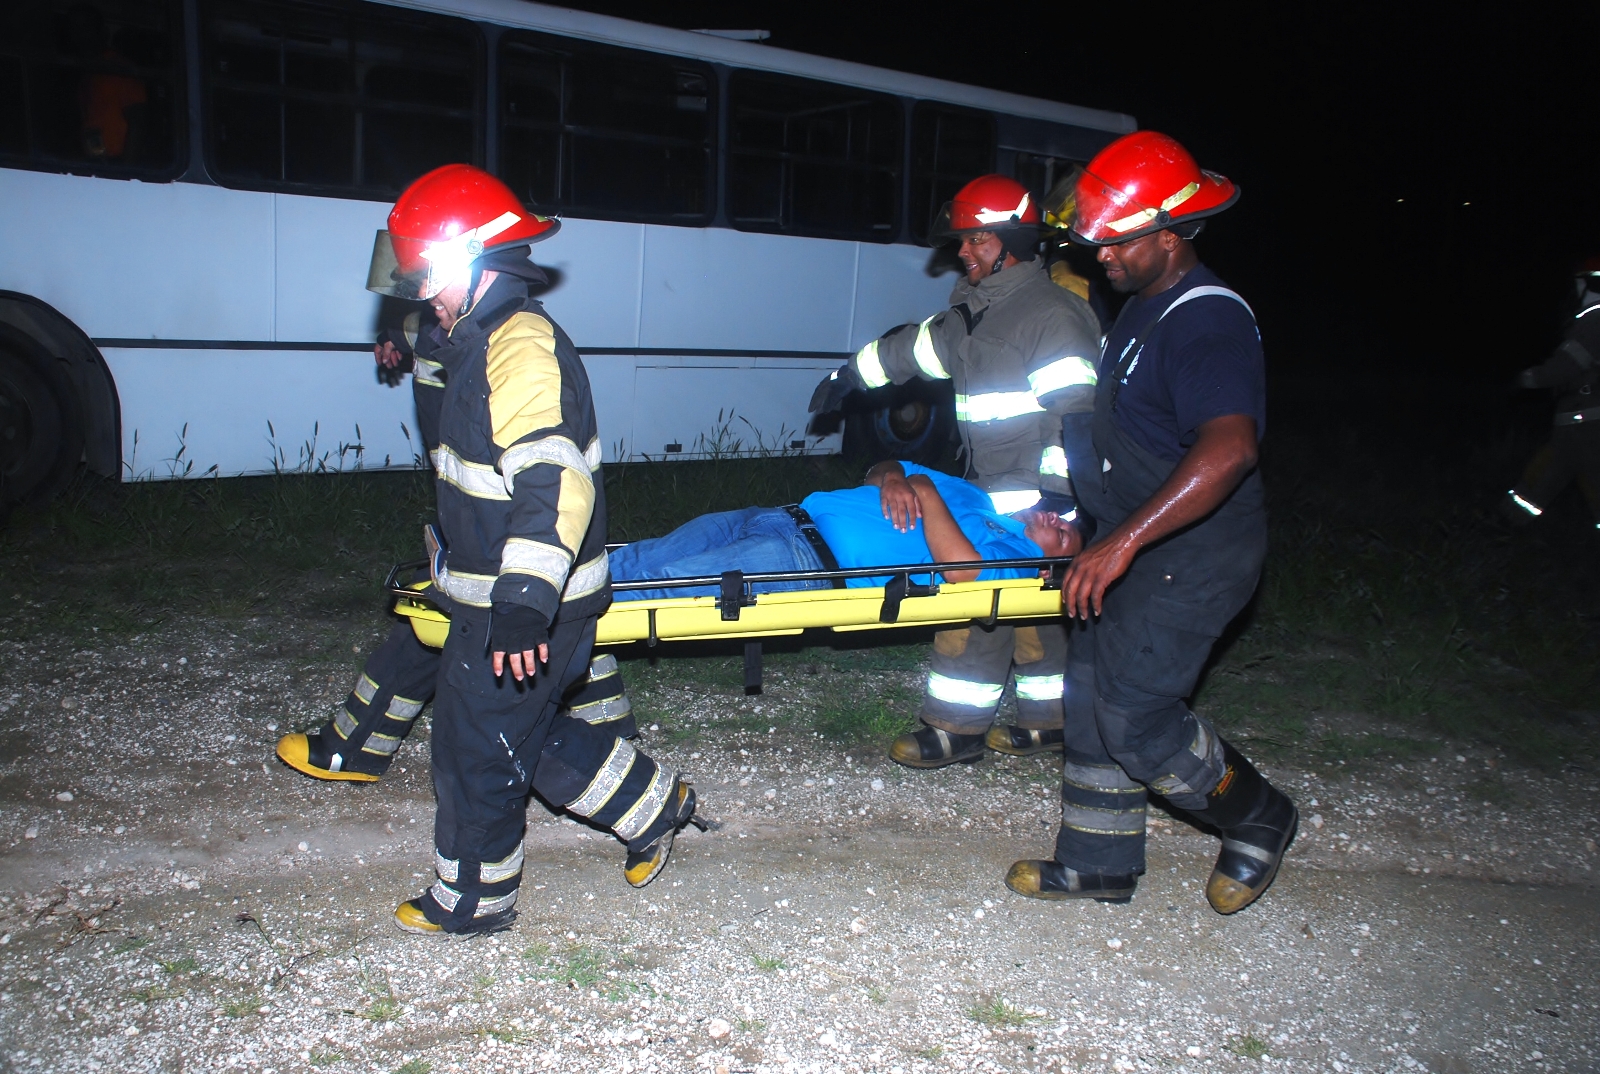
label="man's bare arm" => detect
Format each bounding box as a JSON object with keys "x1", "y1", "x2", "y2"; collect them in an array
[
  {"x1": 865, "y1": 459, "x2": 921, "y2": 532},
  {"x1": 908, "y1": 474, "x2": 982, "y2": 582},
  {"x1": 1063, "y1": 414, "x2": 1259, "y2": 619}
]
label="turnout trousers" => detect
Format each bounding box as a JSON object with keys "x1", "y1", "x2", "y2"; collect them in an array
[
  {"x1": 919, "y1": 622, "x2": 1068, "y2": 735},
  {"x1": 1511, "y1": 421, "x2": 1600, "y2": 524},
  {"x1": 425, "y1": 606, "x2": 674, "y2": 930},
  {"x1": 308, "y1": 619, "x2": 637, "y2": 778}
]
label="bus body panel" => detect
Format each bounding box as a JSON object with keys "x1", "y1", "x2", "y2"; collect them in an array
[
  {"x1": 0, "y1": 170, "x2": 275, "y2": 343},
  {"x1": 849, "y1": 243, "x2": 957, "y2": 350},
  {"x1": 635, "y1": 226, "x2": 862, "y2": 353},
  {"x1": 273, "y1": 192, "x2": 391, "y2": 344}
]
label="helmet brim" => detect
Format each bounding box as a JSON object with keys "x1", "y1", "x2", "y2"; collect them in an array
[{"x1": 1068, "y1": 184, "x2": 1240, "y2": 247}]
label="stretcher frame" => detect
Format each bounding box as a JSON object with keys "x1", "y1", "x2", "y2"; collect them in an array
[{"x1": 384, "y1": 551, "x2": 1072, "y2": 692}]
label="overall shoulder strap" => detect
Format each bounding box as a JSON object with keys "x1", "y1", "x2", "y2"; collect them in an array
[{"x1": 1157, "y1": 285, "x2": 1255, "y2": 323}]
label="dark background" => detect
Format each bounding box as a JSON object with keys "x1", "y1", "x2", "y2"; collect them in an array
[{"x1": 547, "y1": 0, "x2": 1600, "y2": 381}]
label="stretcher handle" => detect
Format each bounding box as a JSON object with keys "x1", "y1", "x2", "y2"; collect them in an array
[{"x1": 385, "y1": 559, "x2": 431, "y2": 600}]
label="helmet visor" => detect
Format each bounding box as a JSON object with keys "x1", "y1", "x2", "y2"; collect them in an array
[
  {"x1": 366, "y1": 230, "x2": 453, "y2": 301},
  {"x1": 1070, "y1": 169, "x2": 1175, "y2": 245},
  {"x1": 1042, "y1": 166, "x2": 1084, "y2": 232}
]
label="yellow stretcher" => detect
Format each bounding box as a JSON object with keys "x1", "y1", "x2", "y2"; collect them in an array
[{"x1": 385, "y1": 554, "x2": 1071, "y2": 691}]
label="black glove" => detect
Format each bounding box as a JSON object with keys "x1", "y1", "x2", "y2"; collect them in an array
[
  {"x1": 808, "y1": 362, "x2": 862, "y2": 414},
  {"x1": 490, "y1": 602, "x2": 549, "y2": 655}
]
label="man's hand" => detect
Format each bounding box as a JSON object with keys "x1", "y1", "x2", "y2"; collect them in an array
[
  {"x1": 1061, "y1": 414, "x2": 1259, "y2": 619},
  {"x1": 878, "y1": 472, "x2": 921, "y2": 531},
  {"x1": 490, "y1": 603, "x2": 550, "y2": 682},
  {"x1": 375, "y1": 339, "x2": 406, "y2": 369},
  {"x1": 1061, "y1": 533, "x2": 1137, "y2": 619},
  {"x1": 808, "y1": 362, "x2": 861, "y2": 414}
]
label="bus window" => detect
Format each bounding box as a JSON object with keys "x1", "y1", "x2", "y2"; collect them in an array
[
  {"x1": 498, "y1": 32, "x2": 714, "y2": 224},
  {"x1": 202, "y1": 0, "x2": 480, "y2": 197},
  {"x1": 0, "y1": 0, "x2": 183, "y2": 177},
  {"x1": 908, "y1": 103, "x2": 995, "y2": 243},
  {"x1": 1013, "y1": 152, "x2": 1081, "y2": 203},
  {"x1": 727, "y1": 70, "x2": 901, "y2": 242}
]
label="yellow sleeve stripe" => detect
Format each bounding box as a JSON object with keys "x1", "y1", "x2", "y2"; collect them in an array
[
  {"x1": 486, "y1": 311, "x2": 564, "y2": 450},
  {"x1": 554, "y1": 466, "x2": 596, "y2": 554}
]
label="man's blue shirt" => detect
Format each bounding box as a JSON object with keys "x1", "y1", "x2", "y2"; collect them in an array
[
  {"x1": 802, "y1": 462, "x2": 1042, "y2": 587},
  {"x1": 1099, "y1": 263, "x2": 1265, "y2": 463}
]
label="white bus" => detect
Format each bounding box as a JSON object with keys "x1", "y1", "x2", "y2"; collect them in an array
[{"x1": 0, "y1": 0, "x2": 1133, "y2": 501}]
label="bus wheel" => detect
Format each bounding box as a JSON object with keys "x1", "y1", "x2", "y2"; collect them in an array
[
  {"x1": 0, "y1": 346, "x2": 68, "y2": 506},
  {"x1": 843, "y1": 382, "x2": 955, "y2": 465}
]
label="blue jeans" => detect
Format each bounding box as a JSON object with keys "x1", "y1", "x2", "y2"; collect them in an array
[{"x1": 608, "y1": 507, "x2": 828, "y2": 602}]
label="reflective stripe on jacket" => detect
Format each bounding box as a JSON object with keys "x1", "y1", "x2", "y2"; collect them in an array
[
  {"x1": 848, "y1": 260, "x2": 1100, "y2": 505},
  {"x1": 429, "y1": 274, "x2": 611, "y2": 621}
]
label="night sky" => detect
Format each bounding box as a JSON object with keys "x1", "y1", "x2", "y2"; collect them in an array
[{"x1": 548, "y1": 0, "x2": 1600, "y2": 380}]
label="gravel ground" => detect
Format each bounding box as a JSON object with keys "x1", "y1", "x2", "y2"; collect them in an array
[{"x1": 1, "y1": 619, "x2": 1597, "y2": 1074}]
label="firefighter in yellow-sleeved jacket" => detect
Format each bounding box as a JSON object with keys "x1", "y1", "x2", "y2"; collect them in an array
[
  {"x1": 366, "y1": 165, "x2": 701, "y2": 936},
  {"x1": 811, "y1": 174, "x2": 1100, "y2": 768}
]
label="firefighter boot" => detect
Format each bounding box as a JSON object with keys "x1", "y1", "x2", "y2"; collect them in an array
[
  {"x1": 393, "y1": 889, "x2": 517, "y2": 936},
  {"x1": 623, "y1": 781, "x2": 705, "y2": 888},
  {"x1": 1004, "y1": 860, "x2": 1136, "y2": 904},
  {"x1": 275, "y1": 732, "x2": 383, "y2": 782},
  {"x1": 985, "y1": 725, "x2": 1065, "y2": 757},
  {"x1": 889, "y1": 724, "x2": 987, "y2": 768},
  {"x1": 1191, "y1": 742, "x2": 1298, "y2": 915}
]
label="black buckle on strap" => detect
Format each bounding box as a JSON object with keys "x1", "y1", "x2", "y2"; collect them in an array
[
  {"x1": 781, "y1": 503, "x2": 845, "y2": 588},
  {"x1": 719, "y1": 570, "x2": 757, "y2": 621},
  {"x1": 879, "y1": 571, "x2": 939, "y2": 624}
]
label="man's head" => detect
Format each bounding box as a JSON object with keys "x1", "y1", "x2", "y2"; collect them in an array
[
  {"x1": 1097, "y1": 227, "x2": 1197, "y2": 295},
  {"x1": 1577, "y1": 257, "x2": 1600, "y2": 305},
  {"x1": 932, "y1": 174, "x2": 1042, "y2": 283},
  {"x1": 367, "y1": 163, "x2": 557, "y2": 312},
  {"x1": 1019, "y1": 509, "x2": 1083, "y2": 558}
]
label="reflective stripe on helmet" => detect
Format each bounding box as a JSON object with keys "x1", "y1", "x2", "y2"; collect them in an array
[
  {"x1": 926, "y1": 672, "x2": 1004, "y2": 709},
  {"x1": 954, "y1": 390, "x2": 1046, "y2": 423},
  {"x1": 973, "y1": 191, "x2": 1031, "y2": 226},
  {"x1": 855, "y1": 339, "x2": 890, "y2": 388}
]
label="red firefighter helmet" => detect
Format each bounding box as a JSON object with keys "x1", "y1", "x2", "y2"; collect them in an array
[
  {"x1": 1068, "y1": 131, "x2": 1239, "y2": 246},
  {"x1": 930, "y1": 174, "x2": 1042, "y2": 241},
  {"x1": 366, "y1": 164, "x2": 558, "y2": 300}
]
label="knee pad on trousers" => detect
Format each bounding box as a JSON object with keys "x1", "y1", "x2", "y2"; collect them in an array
[{"x1": 1100, "y1": 703, "x2": 1226, "y2": 811}]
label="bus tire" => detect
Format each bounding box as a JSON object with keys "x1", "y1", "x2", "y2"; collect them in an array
[
  {"x1": 843, "y1": 381, "x2": 955, "y2": 465},
  {"x1": 0, "y1": 344, "x2": 71, "y2": 506}
]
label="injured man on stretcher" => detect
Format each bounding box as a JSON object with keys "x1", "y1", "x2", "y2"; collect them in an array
[{"x1": 608, "y1": 460, "x2": 1083, "y2": 601}]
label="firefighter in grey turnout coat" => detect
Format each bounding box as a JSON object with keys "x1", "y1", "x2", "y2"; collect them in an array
[
  {"x1": 360, "y1": 165, "x2": 700, "y2": 936},
  {"x1": 811, "y1": 174, "x2": 1100, "y2": 768},
  {"x1": 274, "y1": 309, "x2": 637, "y2": 785}
]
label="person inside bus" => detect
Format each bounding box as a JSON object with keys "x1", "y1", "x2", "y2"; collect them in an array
[
  {"x1": 65, "y1": 4, "x2": 149, "y2": 162},
  {"x1": 607, "y1": 459, "x2": 1082, "y2": 602}
]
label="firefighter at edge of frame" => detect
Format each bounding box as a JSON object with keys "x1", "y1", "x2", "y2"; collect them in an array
[
  {"x1": 809, "y1": 174, "x2": 1102, "y2": 771},
  {"x1": 275, "y1": 314, "x2": 640, "y2": 784},
  {"x1": 1502, "y1": 257, "x2": 1600, "y2": 533},
  {"x1": 1003, "y1": 130, "x2": 1298, "y2": 916},
  {"x1": 364, "y1": 163, "x2": 702, "y2": 936}
]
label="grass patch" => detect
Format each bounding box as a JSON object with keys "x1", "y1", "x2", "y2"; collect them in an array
[
  {"x1": 547, "y1": 945, "x2": 606, "y2": 990},
  {"x1": 1229, "y1": 1033, "x2": 1270, "y2": 1060},
  {"x1": 751, "y1": 953, "x2": 784, "y2": 972},
  {"x1": 484, "y1": 1026, "x2": 538, "y2": 1045},
  {"x1": 222, "y1": 994, "x2": 264, "y2": 1017},
  {"x1": 813, "y1": 695, "x2": 918, "y2": 743},
  {"x1": 967, "y1": 998, "x2": 1039, "y2": 1027},
  {"x1": 520, "y1": 941, "x2": 551, "y2": 963},
  {"x1": 866, "y1": 985, "x2": 888, "y2": 1004},
  {"x1": 391, "y1": 1061, "x2": 431, "y2": 1074},
  {"x1": 1465, "y1": 774, "x2": 1519, "y2": 808},
  {"x1": 113, "y1": 936, "x2": 151, "y2": 954},
  {"x1": 916, "y1": 1045, "x2": 944, "y2": 1060},
  {"x1": 737, "y1": 1018, "x2": 766, "y2": 1034},
  {"x1": 158, "y1": 956, "x2": 199, "y2": 975},
  {"x1": 357, "y1": 997, "x2": 401, "y2": 1022},
  {"x1": 308, "y1": 1051, "x2": 344, "y2": 1067}
]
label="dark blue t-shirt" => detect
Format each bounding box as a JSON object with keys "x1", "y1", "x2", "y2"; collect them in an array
[
  {"x1": 801, "y1": 463, "x2": 1041, "y2": 588},
  {"x1": 1099, "y1": 264, "x2": 1265, "y2": 463}
]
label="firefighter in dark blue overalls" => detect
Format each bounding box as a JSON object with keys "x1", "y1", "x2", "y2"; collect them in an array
[{"x1": 1006, "y1": 132, "x2": 1297, "y2": 915}]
